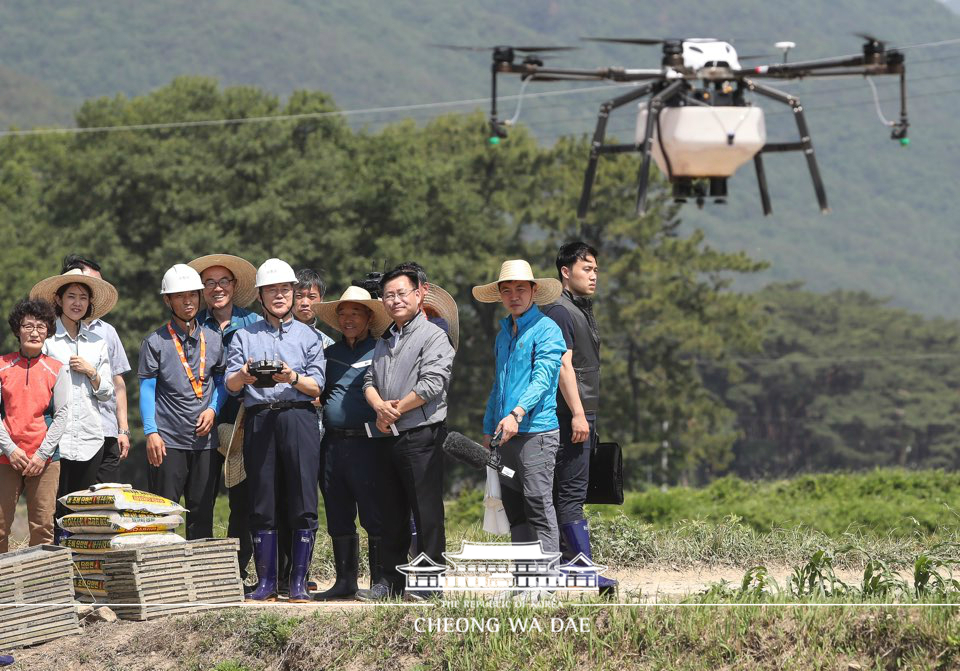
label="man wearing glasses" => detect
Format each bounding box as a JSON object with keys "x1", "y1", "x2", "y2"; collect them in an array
[
  {"x1": 357, "y1": 264, "x2": 455, "y2": 601},
  {"x1": 226, "y1": 258, "x2": 325, "y2": 603},
  {"x1": 189, "y1": 254, "x2": 262, "y2": 588}
]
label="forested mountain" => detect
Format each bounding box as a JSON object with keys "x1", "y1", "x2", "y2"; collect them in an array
[{"x1": 0, "y1": 1, "x2": 957, "y2": 316}]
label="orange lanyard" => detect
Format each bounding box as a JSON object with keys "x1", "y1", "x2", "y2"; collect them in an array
[{"x1": 167, "y1": 322, "x2": 205, "y2": 399}]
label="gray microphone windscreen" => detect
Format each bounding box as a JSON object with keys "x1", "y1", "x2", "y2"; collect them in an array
[{"x1": 442, "y1": 431, "x2": 489, "y2": 469}]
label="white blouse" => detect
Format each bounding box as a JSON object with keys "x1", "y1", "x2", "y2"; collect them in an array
[{"x1": 42, "y1": 319, "x2": 114, "y2": 462}]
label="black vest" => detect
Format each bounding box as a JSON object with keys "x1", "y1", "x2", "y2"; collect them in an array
[{"x1": 554, "y1": 290, "x2": 601, "y2": 416}]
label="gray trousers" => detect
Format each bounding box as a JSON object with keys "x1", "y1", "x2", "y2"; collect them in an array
[{"x1": 498, "y1": 430, "x2": 560, "y2": 554}]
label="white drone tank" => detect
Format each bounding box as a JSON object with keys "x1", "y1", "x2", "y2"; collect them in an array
[{"x1": 635, "y1": 103, "x2": 766, "y2": 178}]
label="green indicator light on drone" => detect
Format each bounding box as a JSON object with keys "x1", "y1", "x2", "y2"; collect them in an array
[
  {"x1": 900, "y1": 137, "x2": 910, "y2": 146},
  {"x1": 489, "y1": 136, "x2": 500, "y2": 145}
]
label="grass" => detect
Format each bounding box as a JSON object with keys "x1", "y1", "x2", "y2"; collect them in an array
[
  {"x1": 614, "y1": 469, "x2": 960, "y2": 536},
  {"x1": 202, "y1": 468, "x2": 960, "y2": 581},
  {"x1": 60, "y1": 600, "x2": 960, "y2": 671}
]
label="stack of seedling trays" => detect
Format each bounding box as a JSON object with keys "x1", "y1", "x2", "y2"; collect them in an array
[
  {"x1": 0, "y1": 545, "x2": 80, "y2": 648},
  {"x1": 99, "y1": 538, "x2": 244, "y2": 620}
]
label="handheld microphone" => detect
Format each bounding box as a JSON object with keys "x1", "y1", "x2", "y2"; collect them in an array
[{"x1": 442, "y1": 431, "x2": 515, "y2": 478}]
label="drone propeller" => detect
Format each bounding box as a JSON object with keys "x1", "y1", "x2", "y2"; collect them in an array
[
  {"x1": 736, "y1": 53, "x2": 778, "y2": 62},
  {"x1": 581, "y1": 37, "x2": 667, "y2": 46},
  {"x1": 429, "y1": 43, "x2": 578, "y2": 53}
]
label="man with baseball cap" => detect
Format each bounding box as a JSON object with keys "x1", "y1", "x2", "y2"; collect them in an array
[
  {"x1": 312, "y1": 286, "x2": 392, "y2": 600},
  {"x1": 225, "y1": 258, "x2": 325, "y2": 602},
  {"x1": 138, "y1": 264, "x2": 227, "y2": 540},
  {"x1": 189, "y1": 254, "x2": 261, "y2": 585}
]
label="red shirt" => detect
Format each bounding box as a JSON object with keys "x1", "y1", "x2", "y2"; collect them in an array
[{"x1": 0, "y1": 352, "x2": 63, "y2": 463}]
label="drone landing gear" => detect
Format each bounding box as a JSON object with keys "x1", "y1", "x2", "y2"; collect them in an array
[
  {"x1": 576, "y1": 80, "x2": 686, "y2": 219},
  {"x1": 745, "y1": 78, "x2": 830, "y2": 216},
  {"x1": 577, "y1": 81, "x2": 660, "y2": 218}
]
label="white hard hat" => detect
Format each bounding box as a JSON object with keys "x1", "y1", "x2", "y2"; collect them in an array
[
  {"x1": 255, "y1": 258, "x2": 298, "y2": 288},
  {"x1": 160, "y1": 264, "x2": 205, "y2": 295}
]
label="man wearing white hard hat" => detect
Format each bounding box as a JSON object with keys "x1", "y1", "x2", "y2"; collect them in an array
[
  {"x1": 138, "y1": 264, "x2": 227, "y2": 540},
  {"x1": 473, "y1": 259, "x2": 566, "y2": 564},
  {"x1": 29, "y1": 269, "x2": 117, "y2": 540},
  {"x1": 225, "y1": 258, "x2": 326, "y2": 603},
  {"x1": 188, "y1": 254, "x2": 262, "y2": 586},
  {"x1": 311, "y1": 286, "x2": 391, "y2": 600}
]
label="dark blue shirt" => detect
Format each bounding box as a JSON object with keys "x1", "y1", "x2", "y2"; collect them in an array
[{"x1": 321, "y1": 336, "x2": 376, "y2": 429}]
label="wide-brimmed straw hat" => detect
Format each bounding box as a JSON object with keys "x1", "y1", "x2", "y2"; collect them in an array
[
  {"x1": 423, "y1": 284, "x2": 460, "y2": 350},
  {"x1": 312, "y1": 286, "x2": 392, "y2": 337},
  {"x1": 30, "y1": 269, "x2": 119, "y2": 322},
  {"x1": 187, "y1": 254, "x2": 258, "y2": 307},
  {"x1": 217, "y1": 406, "x2": 247, "y2": 488},
  {"x1": 471, "y1": 260, "x2": 563, "y2": 305}
]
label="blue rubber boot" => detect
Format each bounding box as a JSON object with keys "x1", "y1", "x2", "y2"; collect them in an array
[
  {"x1": 559, "y1": 520, "x2": 618, "y2": 597},
  {"x1": 246, "y1": 530, "x2": 279, "y2": 601},
  {"x1": 287, "y1": 530, "x2": 315, "y2": 603}
]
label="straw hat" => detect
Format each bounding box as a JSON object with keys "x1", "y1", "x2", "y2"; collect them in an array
[
  {"x1": 187, "y1": 254, "x2": 258, "y2": 307},
  {"x1": 217, "y1": 406, "x2": 247, "y2": 488},
  {"x1": 423, "y1": 284, "x2": 460, "y2": 350},
  {"x1": 471, "y1": 260, "x2": 563, "y2": 305},
  {"x1": 312, "y1": 286, "x2": 392, "y2": 337},
  {"x1": 30, "y1": 269, "x2": 119, "y2": 322}
]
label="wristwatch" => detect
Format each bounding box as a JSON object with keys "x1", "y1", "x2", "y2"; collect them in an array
[
  {"x1": 293, "y1": 372, "x2": 300, "y2": 386},
  {"x1": 118, "y1": 429, "x2": 131, "y2": 437},
  {"x1": 510, "y1": 410, "x2": 523, "y2": 423}
]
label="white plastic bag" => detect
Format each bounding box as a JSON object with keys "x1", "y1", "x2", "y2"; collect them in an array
[{"x1": 482, "y1": 467, "x2": 511, "y2": 535}]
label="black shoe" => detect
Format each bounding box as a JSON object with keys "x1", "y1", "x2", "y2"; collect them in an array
[{"x1": 356, "y1": 582, "x2": 394, "y2": 602}]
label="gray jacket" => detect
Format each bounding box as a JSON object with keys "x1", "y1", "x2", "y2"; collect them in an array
[{"x1": 363, "y1": 311, "x2": 455, "y2": 431}]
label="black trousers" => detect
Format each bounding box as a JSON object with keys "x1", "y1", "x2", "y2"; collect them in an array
[
  {"x1": 227, "y1": 479, "x2": 253, "y2": 580},
  {"x1": 56, "y1": 442, "x2": 106, "y2": 521},
  {"x1": 244, "y1": 406, "x2": 321, "y2": 532},
  {"x1": 96, "y1": 437, "x2": 120, "y2": 484},
  {"x1": 148, "y1": 448, "x2": 222, "y2": 540},
  {"x1": 553, "y1": 415, "x2": 596, "y2": 525},
  {"x1": 377, "y1": 423, "x2": 446, "y2": 592},
  {"x1": 321, "y1": 434, "x2": 384, "y2": 538}
]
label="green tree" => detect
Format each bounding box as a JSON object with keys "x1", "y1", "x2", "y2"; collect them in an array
[{"x1": 710, "y1": 283, "x2": 960, "y2": 477}]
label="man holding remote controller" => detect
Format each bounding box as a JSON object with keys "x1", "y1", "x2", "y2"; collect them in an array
[{"x1": 225, "y1": 258, "x2": 326, "y2": 602}]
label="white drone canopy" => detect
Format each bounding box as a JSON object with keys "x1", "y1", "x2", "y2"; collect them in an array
[{"x1": 680, "y1": 39, "x2": 741, "y2": 71}]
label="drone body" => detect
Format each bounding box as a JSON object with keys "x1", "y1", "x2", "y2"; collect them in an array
[{"x1": 459, "y1": 36, "x2": 909, "y2": 217}]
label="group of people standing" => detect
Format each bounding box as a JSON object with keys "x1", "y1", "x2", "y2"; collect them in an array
[{"x1": 0, "y1": 241, "x2": 612, "y2": 601}]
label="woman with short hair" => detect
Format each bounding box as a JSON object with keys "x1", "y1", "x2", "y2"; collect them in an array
[
  {"x1": 30, "y1": 269, "x2": 117, "y2": 536},
  {"x1": 0, "y1": 298, "x2": 71, "y2": 552}
]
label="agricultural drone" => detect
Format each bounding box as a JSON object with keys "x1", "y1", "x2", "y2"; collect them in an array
[{"x1": 437, "y1": 36, "x2": 909, "y2": 217}]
